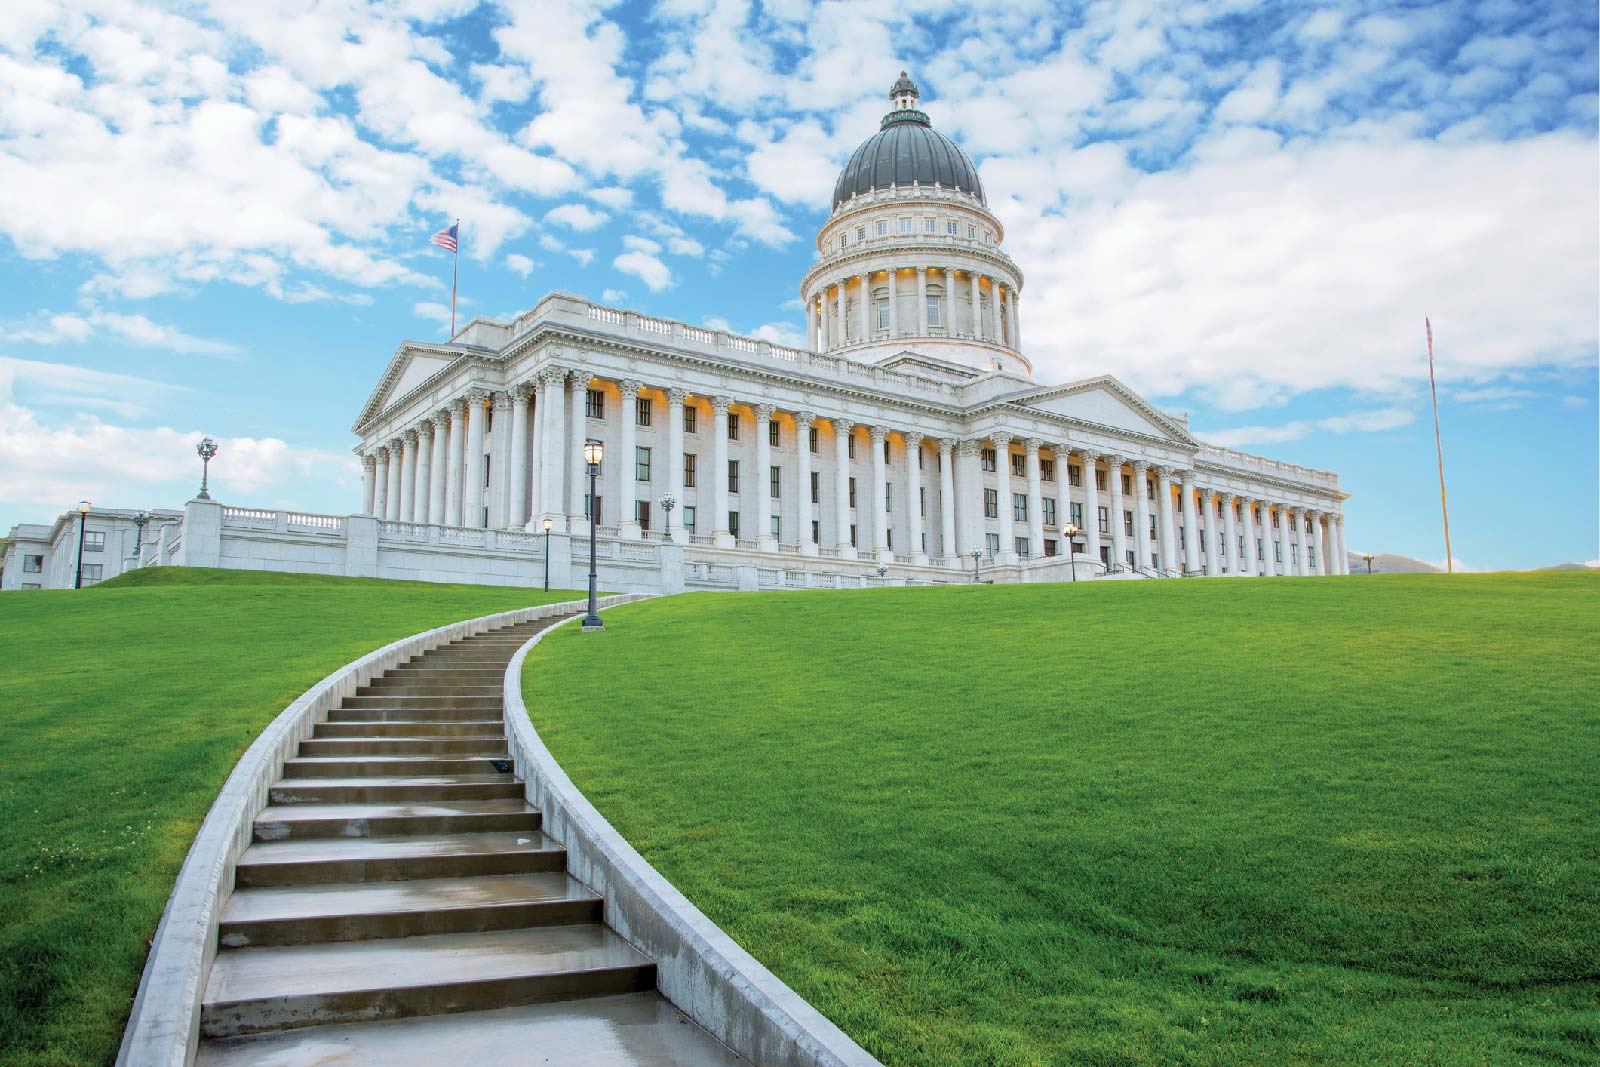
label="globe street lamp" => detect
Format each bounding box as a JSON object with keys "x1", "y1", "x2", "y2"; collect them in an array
[
  {"x1": 1362, "y1": 553, "x2": 1375, "y2": 575},
  {"x1": 541, "y1": 517, "x2": 553, "y2": 591},
  {"x1": 195, "y1": 436, "x2": 220, "y2": 500},
  {"x1": 132, "y1": 510, "x2": 151, "y2": 557},
  {"x1": 659, "y1": 495, "x2": 676, "y2": 543},
  {"x1": 970, "y1": 547, "x2": 983, "y2": 583},
  {"x1": 876, "y1": 563, "x2": 888, "y2": 583},
  {"x1": 1062, "y1": 521, "x2": 1082, "y2": 581},
  {"x1": 581, "y1": 440, "x2": 604, "y2": 631},
  {"x1": 74, "y1": 500, "x2": 91, "y2": 589}
]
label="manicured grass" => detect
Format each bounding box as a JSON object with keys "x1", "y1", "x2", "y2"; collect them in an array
[
  {"x1": 0, "y1": 568, "x2": 582, "y2": 1067},
  {"x1": 525, "y1": 573, "x2": 1599, "y2": 1066}
]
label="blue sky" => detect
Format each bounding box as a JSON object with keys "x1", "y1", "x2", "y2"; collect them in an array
[{"x1": 0, "y1": 0, "x2": 1595, "y2": 569}]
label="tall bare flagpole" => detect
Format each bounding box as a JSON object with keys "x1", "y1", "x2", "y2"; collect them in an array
[
  {"x1": 1426, "y1": 317, "x2": 1453, "y2": 574},
  {"x1": 449, "y1": 217, "x2": 459, "y2": 338}
]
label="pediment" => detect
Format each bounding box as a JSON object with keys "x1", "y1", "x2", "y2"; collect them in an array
[
  {"x1": 354, "y1": 344, "x2": 461, "y2": 431},
  {"x1": 1010, "y1": 375, "x2": 1196, "y2": 445}
]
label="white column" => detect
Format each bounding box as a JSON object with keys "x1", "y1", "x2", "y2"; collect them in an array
[
  {"x1": 756, "y1": 404, "x2": 776, "y2": 552},
  {"x1": 818, "y1": 290, "x2": 829, "y2": 350},
  {"x1": 1312, "y1": 511, "x2": 1328, "y2": 576},
  {"x1": 385, "y1": 440, "x2": 403, "y2": 521},
  {"x1": 400, "y1": 429, "x2": 419, "y2": 521},
  {"x1": 1282, "y1": 507, "x2": 1298, "y2": 575},
  {"x1": 488, "y1": 391, "x2": 511, "y2": 528},
  {"x1": 806, "y1": 293, "x2": 818, "y2": 351},
  {"x1": 534, "y1": 372, "x2": 563, "y2": 531},
  {"x1": 712, "y1": 396, "x2": 733, "y2": 548},
  {"x1": 993, "y1": 432, "x2": 1014, "y2": 563},
  {"x1": 858, "y1": 274, "x2": 870, "y2": 341},
  {"x1": 943, "y1": 268, "x2": 957, "y2": 333},
  {"x1": 905, "y1": 432, "x2": 926, "y2": 565},
  {"x1": 869, "y1": 425, "x2": 889, "y2": 560},
  {"x1": 1239, "y1": 497, "x2": 1256, "y2": 576},
  {"x1": 445, "y1": 399, "x2": 466, "y2": 526},
  {"x1": 938, "y1": 439, "x2": 956, "y2": 560},
  {"x1": 969, "y1": 272, "x2": 983, "y2": 339},
  {"x1": 1333, "y1": 515, "x2": 1348, "y2": 574},
  {"x1": 415, "y1": 423, "x2": 434, "y2": 525},
  {"x1": 664, "y1": 388, "x2": 685, "y2": 540},
  {"x1": 916, "y1": 268, "x2": 928, "y2": 333},
  {"x1": 1259, "y1": 504, "x2": 1277, "y2": 576},
  {"x1": 1300, "y1": 509, "x2": 1316, "y2": 576},
  {"x1": 1157, "y1": 466, "x2": 1178, "y2": 573},
  {"x1": 1081, "y1": 449, "x2": 1102, "y2": 567},
  {"x1": 463, "y1": 390, "x2": 486, "y2": 528},
  {"x1": 988, "y1": 279, "x2": 1001, "y2": 342},
  {"x1": 835, "y1": 284, "x2": 846, "y2": 346},
  {"x1": 796, "y1": 412, "x2": 816, "y2": 556},
  {"x1": 1010, "y1": 289, "x2": 1021, "y2": 351},
  {"x1": 361, "y1": 455, "x2": 376, "y2": 516},
  {"x1": 507, "y1": 385, "x2": 532, "y2": 530},
  {"x1": 567, "y1": 374, "x2": 587, "y2": 525},
  {"x1": 1180, "y1": 471, "x2": 1200, "y2": 574},
  {"x1": 371, "y1": 450, "x2": 388, "y2": 518},
  {"x1": 616, "y1": 379, "x2": 641, "y2": 539},
  {"x1": 1220, "y1": 493, "x2": 1239, "y2": 575},
  {"x1": 997, "y1": 287, "x2": 1008, "y2": 346},
  {"x1": 1202, "y1": 489, "x2": 1221, "y2": 576},
  {"x1": 1107, "y1": 454, "x2": 1127, "y2": 569},
  {"x1": 887, "y1": 269, "x2": 899, "y2": 338},
  {"x1": 1024, "y1": 438, "x2": 1044, "y2": 560},
  {"x1": 1132, "y1": 461, "x2": 1152, "y2": 572},
  {"x1": 833, "y1": 418, "x2": 855, "y2": 559},
  {"x1": 1269, "y1": 505, "x2": 1287, "y2": 576},
  {"x1": 954, "y1": 439, "x2": 981, "y2": 556}
]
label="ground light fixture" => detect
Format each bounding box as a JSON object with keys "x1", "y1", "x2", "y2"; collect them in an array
[
  {"x1": 74, "y1": 500, "x2": 91, "y2": 589},
  {"x1": 876, "y1": 563, "x2": 887, "y2": 581},
  {"x1": 132, "y1": 511, "x2": 151, "y2": 557},
  {"x1": 541, "y1": 517, "x2": 553, "y2": 591},
  {"x1": 1362, "y1": 553, "x2": 1375, "y2": 574},
  {"x1": 581, "y1": 440, "x2": 604, "y2": 631},
  {"x1": 195, "y1": 436, "x2": 219, "y2": 500},
  {"x1": 1062, "y1": 522, "x2": 1082, "y2": 581}
]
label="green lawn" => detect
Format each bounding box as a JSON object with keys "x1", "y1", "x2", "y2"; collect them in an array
[
  {"x1": 0, "y1": 568, "x2": 582, "y2": 1067},
  {"x1": 524, "y1": 573, "x2": 1600, "y2": 1066}
]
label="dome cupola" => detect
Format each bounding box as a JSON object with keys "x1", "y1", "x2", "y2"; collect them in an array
[{"x1": 831, "y1": 73, "x2": 985, "y2": 210}]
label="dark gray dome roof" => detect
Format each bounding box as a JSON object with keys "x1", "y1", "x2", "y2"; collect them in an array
[{"x1": 831, "y1": 87, "x2": 984, "y2": 209}]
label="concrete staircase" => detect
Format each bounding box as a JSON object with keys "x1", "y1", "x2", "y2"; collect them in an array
[{"x1": 197, "y1": 616, "x2": 742, "y2": 1065}]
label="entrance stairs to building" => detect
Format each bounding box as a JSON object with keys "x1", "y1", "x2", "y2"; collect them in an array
[{"x1": 196, "y1": 615, "x2": 742, "y2": 1066}]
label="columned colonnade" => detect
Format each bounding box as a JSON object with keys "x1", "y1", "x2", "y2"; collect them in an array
[{"x1": 806, "y1": 266, "x2": 1021, "y2": 352}]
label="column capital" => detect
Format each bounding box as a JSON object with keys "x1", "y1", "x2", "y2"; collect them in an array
[
  {"x1": 362, "y1": 454, "x2": 376, "y2": 471},
  {"x1": 830, "y1": 415, "x2": 853, "y2": 435},
  {"x1": 1175, "y1": 467, "x2": 1195, "y2": 484},
  {"x1": 1218, "y1": 491, "x2": 1235, "y2": 504},
  {"x1": 665, "y1": 387, "x2": 688, "y2": 405},
  {"x1": 868, "y1": 424, "x2": 888, "y2": 444},
  {"x1": 711, "y1": 395, "x2": 732, "y2": 416},
  {"x1": 619, "y1": 377, "x2": 642, "y2": 396},
  {"x1": 794, "y1": 410, "x2": 815, "y2": 430},
  {"x1": 1078, "y1": 448, "x2": 1100, "y2": 464},
  {"x1": 431, "y1": 407, "x2": 451, "y2": 426},
  {"x1": 538, "y1": 366, "x2": 567, "y2": 387},
  {"x1": 389, "y1": 436, "x2": 406, "y2": 453},
  {"x1": 990, "y1": 430, "x2": 1013, "y2": 448},
  {"x1": 936, "y1": 437, "x2": 954, "y2": 454},
  {"x1": 1155, "y1": 465, "x2": 1175, "y2": 481},
  {"x1": 955, "y1": 438, "x2": 982, "y2": 458},
  {"x1": 449, "y1": 396, "x2": 470, "y2": 416},
  {"x1": 491, "y1": 390, "x2": 512, "y2": 411},
  {"x1": 904, "y1": 430, "x2": 924, "y2": 448},
  {"x1": 511, "y1": 380, "x2": 536, "y2": 402},
  {"x1": 754, "y1": 403, "x2": 777, "y2": 422},
  {"x1": 1102, "y1": 452, "x2": 1125, "y2": 468},
  {"x1": 1130, "y1": 459, "x2": 1150, "y2": 474},
  {"x1": 403, "y1": 428, "x2": 419, "y2": 445},
  {"x1": 463, "y1": 386, "x2": 490, "y2": 405}
]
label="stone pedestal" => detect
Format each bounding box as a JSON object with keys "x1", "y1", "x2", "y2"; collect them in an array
[
  {"x1": 177, "y1": 499, "x2": 222, "y2": 568},
  {"x1": 344, "y1": 515, "x2": 379, "y2": 578}
]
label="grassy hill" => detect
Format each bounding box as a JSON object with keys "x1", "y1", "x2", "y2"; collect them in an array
[
  {"x1": 0, "y1": 569, "x2": 581, "y2": 1067},
  {"x1": 524, "y1": 573, "x2": 1599, "y2": 1066}
]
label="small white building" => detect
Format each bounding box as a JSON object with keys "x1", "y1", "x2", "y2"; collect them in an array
[{"x1": 2, "y1": 507, "x2": 182, "y2": 590}]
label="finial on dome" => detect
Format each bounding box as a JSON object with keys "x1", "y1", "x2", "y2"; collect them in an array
[{"x1": 890, "y1": 70, "x2": 920, "y2": 110}]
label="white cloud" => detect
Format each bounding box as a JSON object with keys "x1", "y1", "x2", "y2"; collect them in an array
[
  {"x1": 600, "y1": 288, "x2": 628, "y2": 304},
  {"x1": 622, "y1": 235, "x2": 662, "y2": 255},
  {"x1": 3, "y1": 309, "x2": 242, "y2": 357},
  {"x1": 1199, "y1": 407, "x2": 1415, "y2": 449},
  {"x1": 613, "y1": 249, "x2": 673, "y2": 292},
  {"x1": 568, "y1": 248, "x2": 596, "y2": 267},
  {"x1": 504, "y1": 253, "x2": 536, "y2": 277},
  {"x1": 544, "y1": 202, "x2": 609, "y2": 231}
]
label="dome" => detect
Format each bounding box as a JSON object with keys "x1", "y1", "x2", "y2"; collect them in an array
[{"x1": 831, "y1": 76, "x2": 985, "y2": 209}]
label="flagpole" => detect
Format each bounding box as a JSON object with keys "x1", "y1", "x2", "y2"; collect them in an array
[
  {"x1": 449, "y1": 218, "x2": 459, "y2": 338},
  {"x1": 1426, "y1": 317, "x2": 1452, "y2": 574}
]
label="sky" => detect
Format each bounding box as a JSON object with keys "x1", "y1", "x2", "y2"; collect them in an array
[{"x1": 0, "y1": 0, "x2": 1595, "y2": 570}]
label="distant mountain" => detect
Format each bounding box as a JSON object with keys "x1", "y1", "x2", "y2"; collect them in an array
[
  {"x1": 1347, "y1": 552, "x2": 1441, "y2": 574},
  {"x1": 1539, "y1": 562, "x2": 1600, "y2": 571}
]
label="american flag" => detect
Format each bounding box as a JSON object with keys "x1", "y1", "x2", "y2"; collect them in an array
[{"x1": 430, "y1": 223, "x2": 458, "y2": 254}]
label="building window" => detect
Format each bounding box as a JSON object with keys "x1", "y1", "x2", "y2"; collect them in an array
[
  {"x1": 1149, "y1": 516, "x2": 1158, "y2": 541},
  {"x1": 1122, "y1": 473, "x2": 1132, "y2": 494},
  {"x1": 1013, "y1": 493, "x2": 1027, "y2": 521},
  {"x1": 923, "y1": 217, "x2": 936, "y2": 233},
  {"x1": 1257, "y1": 539, "x2": 1265, "y2": 561},
  {"x1": 1045, "y1": 539, "x2": 1058, "y2": 558},
  {"x1": 883, "y1": 437, "x2": 891, "y2": 462},
  {"x1": 876, "y1": 299, "x2": 889, "y2": 331},
  {"x1": 850, "y1": 523, "x2": 858, "y2": 547},
  {"x1": 1095, "y1": 469, "x2": 1107, "y2": 491},
  {"x1": 968, "y1": 224, "x2": 977, "y2": 238},
  {"x1": 980, "y1": 448, "x2": 996, "y2": 472},
  {"x1": 80, "y1": 563, "x2": 103, "y2": 585},
  {"x1": 683, "y1": 453, "x2": 697, "y2": 487},
  {"x1": 585, "y1": 494, "x2": 602, "y2": 523},
  {"x1": 684, "y1": 405, "x2": 697, "y2": 433},
  {"x1": 483, "y1": 453, "x2": 492, "y2": 487},
  {"x1": 983, "y1": 489, "x2": 998, "y2": 518},
  {"x1": 1125, "y1": 510, "x2": 1135, "y2": 535},
  {"x1": 1010, "y1": 453, "x2": 1025, "y2": 477},
  {"x1": 23, "y1": 555, "x2": 42, "y2": 573},
  {"x1": 1275, "y1": 542, "x2": 1282, "y2": 562},
  {"x1": 1016, "y1": 536, "x2": 1030, "y2": 558},
  {"x1": 1071, "y1": 502, "x2": 1084, "y2": 526},
  {"x1": 986, "y1": 532, "x2": 1001, "y2": 556},
  {"x1": 771, "y1": 515, "x2": 781, "y2": 539},
  {"x1": 886, "y1": 529, "x2": 894, "y2": 551},
  {"x1": 898, "y1": 217, "x2": 912, "y2": 233},
  {"x1": 635, "y1": 446, "x2": 651, "y2": 482},
  {"x1": 770, "y1": 466, "x2": 782, "y2": 498},
  {"x1": 1043, "y1": 497, "x2": 1057, "y2": 526},
  {"x1": 729, "y1": 512, "x2": 740, "y2": 538},
  {"x1": 636, "y1": 396, "x2": 652, "y2": 426},
  {"x1": 1098, "y1": 506, "x2": 1109, "y2": 533},
  {"x1": 947, "y1": 220, "x2": 958, "y2": 235},
  {"x1": 856, "y1": 225, "x2": 866, "y2": 241},
  {"x1": 810, "y1": 471, "x2": 820, "y2": 503},
  {"x1": 586, "y1": 389, "x2": 604, "y2": 419},
  {"x1": 22, "y1": 583, "x2": 40, "y2": 590},
  {"x1": 809, "y1": 427, "x2": 819, "y2": 453},
  {"x1": 728, "y1": 460, "x2": 740, "y2": 494},
  {"x1": 848, "y1": 435, "x2": 856, "y2": 459},
  {"x1": 885, "y1": 483, "x2": 893, "y2": 512},
  {"x1": 83, "y1": 531, "x2": 105, "y2": 553},
  {"x1": 876, "y1": 220, "x2": 888, "y2": 236},
  {"x1": 768, "y1": 420, "x2": 780, "y2": 447},
  {"x1": 848, "y1": 477, "x2": 857, "y2": 508},
  {"x1": 1068, "y1": 464, "x2": 1082, "y2": 487},
  {"x1": 728, "y1": 413, "x2": 740, "y2": 440},
  {"x1": 1179, "y1": 527, "x2": 1187, "y2": 549},
  {"x1": 1272, "y1": 512, "x2": 1281, "y2": 528},
  {"x1": 635, "y1": 499, "x2": 651, "y2": 530},
  {"x1": 1147, "y1": 479, "x2": 1156, "y2": 500},
  {"x1": 683, "y1": 505, "x2": 696, "y2": 531},
  {"x1": 1041, "y1": 459, "x2": 1055, "y2": 482},
  {"x1": 812, "y1": 520, "x2": 820, "y2": 544}
]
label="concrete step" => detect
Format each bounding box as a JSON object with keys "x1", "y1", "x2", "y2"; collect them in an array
[
  {"x1": 235, "y1": 831, "x2": 565, "y2": 887},
  {"x1": 199, "y1": 925, "x2": 656, "y2": 1037},
  {"x1": 253, "y1": 800, "x2": 538, "y2": 842},
  {"x1": 386, "y1": 666, "x2": 506, "y2": 677},
  {"x1": 297, "y1": 737, "x2": 507, "y2": 758},
  {"x1": 269, "y1": 775, "x2": 522, "y2": 805},
  {"x1": 338, "y1": 695, "x2": 503, "y2": 710},
  {"x1": 282, "y1": 756, "x2": 512, "y2": 779},
  {"x1": 353, "y1": 683, "x2": 504, "y2": 697},
  {"x1": 219, "y1": 872, "x2": 601, "y2": 948},
  {"x1": 325, "y1": 707, "x2": 502, "y2": 724},
  {"x1": 314, "y1": 720, "x2": 506, "y2": 739},
  {"x1": 195, "y1": 992, "x2": 746, "y2": 1066}
]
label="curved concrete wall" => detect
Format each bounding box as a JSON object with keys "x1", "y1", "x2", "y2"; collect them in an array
[
  {"x1": 505, "y1": 602, "x2": 884, "y2": 1067},
  {"x1": 117, "y1": 595, "x2": 634, "y2": 1067}
]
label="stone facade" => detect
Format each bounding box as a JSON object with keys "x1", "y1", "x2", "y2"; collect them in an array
[{"x1": 2, "y1": 507, "x2": 181, "y2": 590}]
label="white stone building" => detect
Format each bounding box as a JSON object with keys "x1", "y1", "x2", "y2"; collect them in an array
[
  {"x1": 2, "y1": 507, "x2": 181, "y2": 590},
  {"x1": 349, "y1": 73, "x2": 1350, "y2": 587}
]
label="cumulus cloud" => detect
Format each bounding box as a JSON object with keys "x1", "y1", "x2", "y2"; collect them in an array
[
  {"x1": 613, "y1": 249, "x2": 672, "y2": 292},
  {"x1": 1200, "y1": 406, "x2": 1416, "y2": 448},
  {"x1": 504, "y1": 253, "x2": 536, "y2": 277},
  {"x1": 544, "y1": 202, "x2": 609, "y2": 231},
  {"x1": 3, "y1": 309, "x2": 242, "y2": 357}
]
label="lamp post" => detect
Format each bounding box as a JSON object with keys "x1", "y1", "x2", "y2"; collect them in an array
[
  {"x1": 1062, "y1": 521, "x2": 1082, "y2": 581},
  {"x1": 581, "y1": 441, "x2": 604, "y2": 631},
  {"x1": 970, "y1": 547, "x2": 982, "y2": 583},
  {"x1": 876, "y1": 563, "x2": 887, "y2": 584},
  {"x1": 195, "y1": 436, "x2": 219, "y2": 500},
  {"x1": 659, "y1": 495, "x2": 676, "y2": 543},
  {"x1": 1362, "y1": 553, "x2": 1374, "y2": 575},
  {"x1": 74, "y1": 500, "x2": 91, "y2": 589},
  {"x1": 541, "y1": 517, "x2": 553, "y2": 591},
  {"x1": 132, "y1": 511, "x2": 150, "y2": 557}
]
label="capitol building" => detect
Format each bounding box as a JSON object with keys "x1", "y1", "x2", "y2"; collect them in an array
[{"x1": 347, "y1": 73, "x2": 1350, "y2": 588}]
